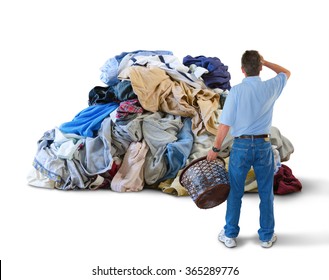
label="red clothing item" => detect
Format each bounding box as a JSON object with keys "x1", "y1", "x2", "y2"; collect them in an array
[
  {"x1": 273, "y1": 164, "x2": 302, "y2": 195},
  {"x1": 116, "y1": 99, "x2": 143, "y2": 119}
]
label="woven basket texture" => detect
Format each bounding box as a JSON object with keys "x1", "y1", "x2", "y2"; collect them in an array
[{"x1": 180, "y1": 156, "x2": 230, "y2": 209}]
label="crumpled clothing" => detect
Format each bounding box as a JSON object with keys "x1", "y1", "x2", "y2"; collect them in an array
[
  {"x1": 27, "y1": 167, "x2": 57, "y2": 189},
  {"x1": 30, "y1": 117, "x2": 116, "y2": 190},
  {"x1": 59, "y1": 103, "x2": 119, "y2": 137},
  {"x1": 157, "y1": 170, "x2": 189, "y2": 196},
  {"x1": 272, "y1": 145, "x2": 281, "y2": 174},
  {"x1": 188, "y1": 64, "x2": 209, "y2": 79},
  {"x1": 111, "y1": 113, "x2": 148, "y2": 156},
  {"x1": 88, "y1": 80, "x2": 135, "y2": 105},
  {"x1": 160, "y1": 117, "x2": 194, "y2": 182},
  {"x1": 100, "y1": 50, "x2": 173, "y2": 85},
  {"x1": 125, "y1": 66, "x2": 219, "y2": 136},
  {"x1": 88, "y1": 85, "x2": 117, "y2": 106},
  {"x1": 78, "y1": 117, "x2": 114, "y2": 176},
  {"x1": 49, "y1": 127, "x2": 84, "y2": 160},
  {"x1": 270, "y1": 126, "x2": 294, "y2": 161},
  {"x1": 118, "y1": 54, "x2": 207, "y2": 89},
  {"x1": 111, "y1": 140, "x2": 149, "y2": 192},
  {"x1": 116, "y1": 99, "x2": 144, "y2": 119},
  {"x1": 183, "y1": 55, "x2": 231, "y2": 90},
  {"x1": 273, "y1": 164, "x2": 302, "y2": 195},
  {"x1": 143, "y1": 112, "x2": 183, "y2": 185}
]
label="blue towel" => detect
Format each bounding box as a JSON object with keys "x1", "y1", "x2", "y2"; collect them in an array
[{"x1": 59, "y1": 103, "x2": 119, "y2": 137}]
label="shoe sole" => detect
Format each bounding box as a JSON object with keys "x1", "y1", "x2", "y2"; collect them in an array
[
  {"x1": 261, "y1": 235, "x2": 277, "y2": 248},
  {"x1": 218, "y1": 234, "x2": 237, "y2": 248}
]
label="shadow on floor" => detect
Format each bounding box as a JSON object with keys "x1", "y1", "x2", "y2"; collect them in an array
[{"x1": 234, "y1": 231, "x2": 329, "y2": 247}]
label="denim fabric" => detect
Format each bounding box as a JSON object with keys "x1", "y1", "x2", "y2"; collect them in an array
[
  {"x1": 224, "y1": 138, "x2": 275, "y2": 242},
  {"x1": 160, "y1": 118, "x2": 194, "y2": 182}
]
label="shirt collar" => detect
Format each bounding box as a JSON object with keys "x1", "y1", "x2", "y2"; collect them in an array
[{"x1": 242, "y1": 76, "x2": 261, "y2": 82}]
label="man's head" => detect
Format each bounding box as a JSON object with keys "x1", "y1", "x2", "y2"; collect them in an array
[{"x1": 241, "y1": 50, "x2": 262, "y2": 76}]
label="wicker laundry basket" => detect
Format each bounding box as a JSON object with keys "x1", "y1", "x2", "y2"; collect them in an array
[{"x1": 179, "y1": 156, "x2": 230, "y2": 209}]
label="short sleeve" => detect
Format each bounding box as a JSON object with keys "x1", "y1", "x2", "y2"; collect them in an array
[
  {"x1": 265, "y1": 72, "x2": 287, "y2": 100},
  {"x1": 219, "y1": 89, "x2": 236, "y2": 126}
]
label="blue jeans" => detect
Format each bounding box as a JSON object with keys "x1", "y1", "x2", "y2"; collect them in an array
[{"x1": 224, "y1": 138, "x2": 275, "y2": 242}]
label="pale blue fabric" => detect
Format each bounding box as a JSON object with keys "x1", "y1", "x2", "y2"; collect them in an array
[
  {"x1": 143, "y1": 112, "x2": 183, "y2": 185},
  {"x1": 31, "y1": 117, "x2": 115, "y2": 190},
  {"x1": 220, "y1": 73, "x2": 287, "y2": 137},
  {"x1": 160, "y1": 118, "x2": 194, "y2": 182}
]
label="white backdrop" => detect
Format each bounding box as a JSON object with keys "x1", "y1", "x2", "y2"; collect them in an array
[{"x1": 1, "y1": 0, "x2": 328, "y2": 279}]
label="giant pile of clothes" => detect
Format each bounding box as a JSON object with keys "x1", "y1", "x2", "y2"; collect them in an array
[{"x1": 27, "y1": 50, "x2": 301, "y2": 196}]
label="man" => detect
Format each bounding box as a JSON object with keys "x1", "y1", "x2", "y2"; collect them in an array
[{"x1": 207, "y1": 50, "x2": 291, "y2": 248}]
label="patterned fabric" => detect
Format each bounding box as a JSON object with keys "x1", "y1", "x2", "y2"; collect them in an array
[
  {"x1": 116, "y1": 99, "x2": 144, "y2": 119},
  {"x1": 180, "y1": 156, "x2": 229, "y2": 209}
]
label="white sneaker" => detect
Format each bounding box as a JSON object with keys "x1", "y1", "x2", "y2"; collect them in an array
[
  {"x1": 261, "y1": 233, "x2": 277, "y2": 248},
  {"x1": 218, "y1": 229, "x2": 237, "y2": 248}
]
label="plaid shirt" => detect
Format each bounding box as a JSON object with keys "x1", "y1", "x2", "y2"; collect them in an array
[{"x1": 116, "y1": 99, "x2": 144, "y2": 119}]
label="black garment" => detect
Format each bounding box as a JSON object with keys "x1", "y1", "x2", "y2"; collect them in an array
[
  {"x1": 88, "y1": 86, "x2": 116, "y2": 106},
  {"x1": 88, "y1": 80, "x2": 136, "y2": 106}
]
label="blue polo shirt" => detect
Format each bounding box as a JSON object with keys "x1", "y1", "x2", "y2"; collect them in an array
[{"x1": 220, "y1": 73, "x2": 287, "y2": 137}]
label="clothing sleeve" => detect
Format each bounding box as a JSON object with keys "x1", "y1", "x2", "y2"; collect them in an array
[
  {"x1": 219, "y1": 89, "x2": 236, "y2": 126},
  {"x1": 265, "y1": 72, "x2": 287, "y2": 100}
]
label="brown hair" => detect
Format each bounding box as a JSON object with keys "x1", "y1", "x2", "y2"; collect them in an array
[{"x1": 241, "y1": 50, "x2": 262, "y2": 76}]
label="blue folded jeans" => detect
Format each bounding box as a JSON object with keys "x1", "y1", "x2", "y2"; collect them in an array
[{"x1": 224, "y1": 137, "x2": 275, "y2": 242}]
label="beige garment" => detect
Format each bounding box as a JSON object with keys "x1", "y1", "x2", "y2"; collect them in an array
[
  {"x1": 87, "y1": 175, "x2": 105, "y2": 190},
  {"x1": 157, "y1": 170, "x2": 189, "y2": 196},
  {"x1": 126, "y1": 66, "x2": 219, "y2": 136},
  {"x1": 194, "y1": 88, "x2": 220, "y2": 135},
  {"x1": 27, "y1": 168, "x2": 57, "y2": 189},
  {"x1": 110, "y1": 140, "x2": 149, "y2": 192}
]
